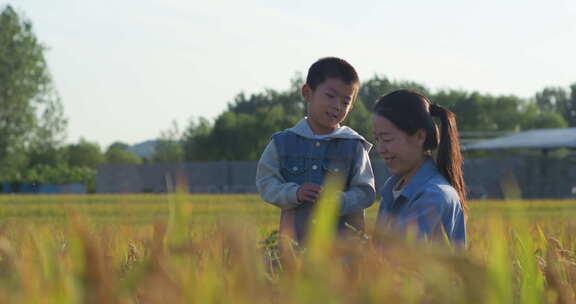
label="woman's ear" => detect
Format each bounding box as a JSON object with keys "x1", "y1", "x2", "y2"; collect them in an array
[
  {"x1": 415, "y1": 129, "x2": 427, "y2": 148},
  {"x1": 301, "y1": 84, "x2": 312, "y2": 102}
]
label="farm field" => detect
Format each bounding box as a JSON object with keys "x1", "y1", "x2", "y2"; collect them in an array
[{"x1": 0, "y1": 194, "x2": 575, "y2": 303}]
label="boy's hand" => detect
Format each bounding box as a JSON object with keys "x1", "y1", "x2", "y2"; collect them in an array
[{"x1": 297, "y1": 183, "x2": 323, "y2": 204}]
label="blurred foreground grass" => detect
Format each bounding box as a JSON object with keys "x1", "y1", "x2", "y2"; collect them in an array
[{"x1": 0, "y1": 194, "x2": 575, "y2": 303}]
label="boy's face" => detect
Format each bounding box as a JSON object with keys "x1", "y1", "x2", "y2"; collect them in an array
[{"x1": 302, "y1": 78, "x2": 357, "y2": 135}]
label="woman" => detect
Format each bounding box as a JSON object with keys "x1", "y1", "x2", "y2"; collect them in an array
[{"x1": 372, "y1": 90, "x2": 466, "y2": 244}]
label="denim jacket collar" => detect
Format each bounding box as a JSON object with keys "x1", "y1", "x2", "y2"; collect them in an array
[{"x1": 388, "y1": 158, "x2": 439, "y2": 202}]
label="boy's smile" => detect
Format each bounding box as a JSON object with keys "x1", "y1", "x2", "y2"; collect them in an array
[{"x1": 302, "y1": 78, "x2": 357, "y2": 135}]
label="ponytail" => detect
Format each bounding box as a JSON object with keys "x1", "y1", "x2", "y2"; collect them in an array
[
  {"x1": 429, "y1": 104, "x2": 467, "y2": 213},
  {"x1": 373, "y1": 90, "x2": 467, "y2": 215}
]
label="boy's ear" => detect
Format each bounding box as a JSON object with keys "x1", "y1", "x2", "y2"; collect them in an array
[
  {"x1": 301, "y1": 84, "x2": 312, "y2": 101},
  {"x1": 349, "y1": 88, "x2": 359, "y2": 110}
]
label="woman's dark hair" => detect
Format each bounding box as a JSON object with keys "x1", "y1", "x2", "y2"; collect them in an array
[{"x1": 373, "y1": 89, "x2": 467, "y2": 212}]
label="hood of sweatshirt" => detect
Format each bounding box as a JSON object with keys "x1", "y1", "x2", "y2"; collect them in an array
[{"x1": 286, "y1": 118, "x2": 373, "y2": 151}]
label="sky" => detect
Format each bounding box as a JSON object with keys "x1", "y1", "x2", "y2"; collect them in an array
[{"x1": 5, "y1": 0, "x2": 576, "y2": 148}]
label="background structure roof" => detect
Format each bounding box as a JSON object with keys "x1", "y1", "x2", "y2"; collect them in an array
[{"x1": 463, "y1": 128, "x2": 576, "y2": 151}]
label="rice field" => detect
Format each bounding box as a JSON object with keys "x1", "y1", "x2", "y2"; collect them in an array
[{"x1": 0, "y1": 191, "x2": 575, "y2": 303}]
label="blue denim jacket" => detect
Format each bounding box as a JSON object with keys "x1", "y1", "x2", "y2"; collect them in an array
[
  {"x1": 274, "y1": 131, "x2": 366, "y2": 241},
  {"x1": 376, "y1": 158, "x2": 466, "y2": 244},
  {"x1": 256, "y1": 119, "x2": 376, "y2": 243}
]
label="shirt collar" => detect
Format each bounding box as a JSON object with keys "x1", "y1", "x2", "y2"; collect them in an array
[{"x1": 391, "y1": 158, "x2": 439, "y2": 202}]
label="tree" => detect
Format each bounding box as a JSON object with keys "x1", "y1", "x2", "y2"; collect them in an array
[
  {"x1": 535, "y1": 85, "x2": 576, "y2": 127},
  {"x1": 182, "y1": 117, "x2": 213, "y2": 161},
  {"x1": 358, "y1": 75, "x2": 429, "y2": 111},
  {"x1": 105, "y1": 148, "x2": 142, "y2": 165},
  {"x1": 66, "y1": 139, "x2": 105, "y2": 169},
  {"x1": 26, "y1": 146, "x2": 67, "y2": 169},
  {"x1": 520, "y1": 104, "x2": 567, "y2": 129},
  {"x1": 21, "y1": 164, "x2": 97, "y2": 192},
  {"x1": 0, "y1": 5, "x2": 67, "y2": 180},
  {"x1": 107, "y1": 141, "x2": 130, "y2": 151},
  {"x1": 205, "y1": 96, "x2": 301, "y2": 160},
  {"x1": 104, "y1": 141, "x2": 141, "y2": 164},
  {"x1": 570, "y1": 84, "x2": 576, "y2": 126},
  {"x1": 152, "y1": 141, "x2": 184, "y2": 163},
  {"x1": 152, "y1": 121, "x2": 184, "y2": 163},
  {"x1": 344, "y1": 99, "x2": 372, "y2": 142},
  {"x1": 176, "y1": 73, "x2": 573, "y2": 162},
  {"x1": 183, "y1": 75, "x2": 304, "y2": 161},
  {"x1": 228, "y1": 73, "x2": 304, "y2": 117}
]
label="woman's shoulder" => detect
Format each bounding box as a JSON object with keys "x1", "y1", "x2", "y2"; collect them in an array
[{"x1": 417, "y1": 174, "x2": 460, "y2": 205}]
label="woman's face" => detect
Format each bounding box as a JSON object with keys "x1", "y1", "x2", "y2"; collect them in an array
[{"x1": 372, "y1": 114, "x2": 426, "y2": 179}]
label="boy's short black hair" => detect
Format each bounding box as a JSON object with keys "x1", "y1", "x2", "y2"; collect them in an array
[{"x1": 305, "y1": 57, "x2": 359, "y2": 91}]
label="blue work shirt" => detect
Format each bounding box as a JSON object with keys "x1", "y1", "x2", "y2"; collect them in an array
[{"x1": 376, "y1": 158, "x2": 466, "y2": 244}]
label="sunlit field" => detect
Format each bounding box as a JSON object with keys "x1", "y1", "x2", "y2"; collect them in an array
[{"x1": 0, "y1": 192, "x2": 575, "y2": 303}]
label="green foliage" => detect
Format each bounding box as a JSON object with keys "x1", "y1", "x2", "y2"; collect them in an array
[
  {"x1": 105, "y1": 147, "x2": 142, "y2": 165},
  {"x1": 178, "y1": 74, "x2": 575, "y2": 161},
  {"x1": 26, "y1": 145, "x2": 67, "y2": 169},
  {"x1": 535, "y1": 85, "x2": 576, "y2": 127},
  {"x1": 0, "y1": 5, "x2": 67, "y2": 179},
  {"x1": 0, "y1": 151, "x2": 28, "y2": 182},
  {"x1": 435, "y1": 91, "x2": 527, "y2": 131},
  {"x1": 21, "y1": 164, "x2": 95, "y2": 186},
  {"x1": 183, "y1": 76, "x2": 304, "y2": 161},
  {"x1": 344, "y1": 98, "x2": 372, "y2": 142},
  {"x1": 358, "y1": 74, "x2": 430, "y2": 111},
  {"x1": 206, "y1": 106, "x2": 298, "y2": 160},
  {"x1": 153, "y1": 140, "x2": 184, "y2": 163},
  {"x1": 107, "y1": 141, "x2": 130, "y2": 151},
  {"x1": 66, "y1": 139, "x2": 105, "y2": 169},
  {"x1": 520, "y1": 104, "x2": 568, "y2": 129},
  {"x1": 182, "y1": 117, "x2": 213, "y2": 161},
  {"x1": 152, "y1": 120, "x2": 184, "y2": 163},
  {"x1": 103, "y1": 141, "x2": 142, "y2": 164},
  {"x1": 0, "y1": 138, "x2": 103, "y2": 188}
]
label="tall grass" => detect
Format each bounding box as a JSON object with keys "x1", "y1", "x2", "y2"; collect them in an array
[{"x1": 0, "y1": 193, "x2": 575, "y2": 303}]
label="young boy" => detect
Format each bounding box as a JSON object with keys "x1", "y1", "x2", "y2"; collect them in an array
[{"x1": 256, "y1": 57, "x2": 376, "y2": 243}]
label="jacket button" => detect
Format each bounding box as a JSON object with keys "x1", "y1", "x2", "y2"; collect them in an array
[
  {"x1": 312, "y1": 165, "x2": 318, "y2": 170},
  {"x1": 292, "y1": 166, "x2": 298, "y2": 171},
  {"x1": 315, "y1": 142, "x2": 320, "y2": 147}
]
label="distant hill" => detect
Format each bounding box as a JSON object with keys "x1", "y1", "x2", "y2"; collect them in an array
[{"x1": 126, "y1": 140, "x2": 158, "y2": 159}]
